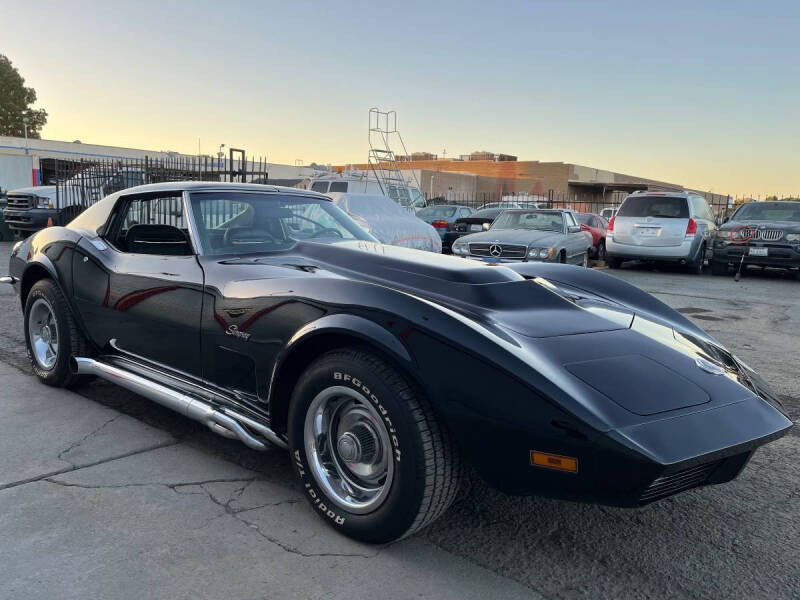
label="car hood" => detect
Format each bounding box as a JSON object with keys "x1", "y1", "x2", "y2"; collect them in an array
[
  {"x1": 8, "y1": 185, "x2": 56, "y2": 197},
  {"x1": 230, "y1": 241, "x2": 629, "y2": 339},
  {"x1": 457, "y1": 228, "x2": 565, "y2": 246}
]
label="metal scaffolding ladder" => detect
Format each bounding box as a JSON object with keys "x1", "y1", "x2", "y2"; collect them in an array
[{"x1": 367, "y1": 108, "x2": 421, "y2": 200}]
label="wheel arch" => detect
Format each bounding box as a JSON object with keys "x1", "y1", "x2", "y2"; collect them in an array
[
  {"x1": 20, "y1": 260, "x2": 59, "y2": 310},
  {"x1": 267, "y1": 314, "x2": 419, "y2": 435}
]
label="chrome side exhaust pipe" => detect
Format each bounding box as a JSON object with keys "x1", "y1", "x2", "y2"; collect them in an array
[{"x1": 70, "y1": 356, "x2": 287, "y2": 450}]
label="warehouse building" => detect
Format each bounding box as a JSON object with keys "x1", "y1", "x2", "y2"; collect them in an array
[
  {"x1": 342, "y1": 152, "x2": 728, "y2": 207},
  {"x1": 0, "y1": 136, "x2": 312, "y2": 192}
]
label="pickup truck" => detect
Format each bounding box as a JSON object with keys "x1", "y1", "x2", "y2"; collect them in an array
[{"x1": 3, "y1": 168, "x2": 144, "y2": 237}]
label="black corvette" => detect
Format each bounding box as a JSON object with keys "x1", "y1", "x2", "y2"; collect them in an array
[{"x1": 3, "y1": 182, "x2": 792, "y2": 543}]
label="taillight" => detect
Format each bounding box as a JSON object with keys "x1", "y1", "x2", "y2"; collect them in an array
[
  {"x1": 431, "y1": 220, "x2": 449, "y2": 229},
  {"x1": 607, "y1": 216, "x2": 615, "y2": 232},
  {"x1": 686, "y1": 218, "x2": 697, "y2": 235}
]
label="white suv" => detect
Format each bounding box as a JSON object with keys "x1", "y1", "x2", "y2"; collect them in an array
[{"x1": 605, "y1": 191, "x2": 717, "y2": 274}]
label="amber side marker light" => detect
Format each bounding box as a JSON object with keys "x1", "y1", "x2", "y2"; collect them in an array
[{"x1": 530, "y1": 451, "x2": 579, "y2": 473}]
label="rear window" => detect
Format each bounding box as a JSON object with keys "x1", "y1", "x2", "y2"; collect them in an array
[
  {"x1": 417, "y1": 206, "x2": 456, "y2": 218},
  {"x1": 329, "y1": 181, "x2": 348, "y2": 193},
  {"x1": 618, "y1": 196, "x2": 689, "y2": 218},
  {"x1": 311, "y1": 182, "x2": 328, "y2": 193}
]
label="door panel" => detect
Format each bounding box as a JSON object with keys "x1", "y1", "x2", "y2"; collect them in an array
[{"x1": 73, "y1": 240, "x2": 205, "y2": 375}]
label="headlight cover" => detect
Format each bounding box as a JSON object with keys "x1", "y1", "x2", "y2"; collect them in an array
[
  {"x1": 452, "y1": 242, "x2": 468, "y2": 255},
  {"x1": 785, "y1": 233, "x2": 800, "y2": 242},
  {"x1": 35, "y1": 196, "x2": 53, "y2": 208}
]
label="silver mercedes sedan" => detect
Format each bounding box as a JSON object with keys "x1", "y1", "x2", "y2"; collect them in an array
[{"x1": 451, "y1": 209, "x2": 593, "y2": 265}]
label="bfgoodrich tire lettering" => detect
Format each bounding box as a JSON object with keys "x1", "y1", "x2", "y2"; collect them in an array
[
  {"x1": 288, "y1": 347, "x2": 462, "y2": 543},
  {"x1": 24, "y1": 279, "x2": 91, "y2": 388}
]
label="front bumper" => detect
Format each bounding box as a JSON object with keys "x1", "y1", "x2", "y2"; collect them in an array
[
  {"x1": 452, "y1": 395, "x2": 791, "y2": 506},
  {"x1": 713, "y1": 240, "x2": 800, "y2": 268},
  {"x1": 606, "y1": 236, "x2": 698, "y2": 262},
  {"x1": 2, "y1": 208, "x2": 60, "y2": 231}
]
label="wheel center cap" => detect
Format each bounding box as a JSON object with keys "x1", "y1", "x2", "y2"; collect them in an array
[
  {"x1": 41, "y1": 326, "x2": 51, "y2": 344},
  {"x1": 337, "y1": 432, "x2": 361, "y2": 462}
]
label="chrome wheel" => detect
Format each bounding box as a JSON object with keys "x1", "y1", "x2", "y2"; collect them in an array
[
  {"x1": 304, "y1": 386, "x2": 394, "y2": 514},
  {"x1": 28, "y1": 298, "x2": 59, "y2": 370}
]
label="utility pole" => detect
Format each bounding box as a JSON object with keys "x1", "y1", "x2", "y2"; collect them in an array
[{"x1": 22, "y1": 115, "x2": 29, "y2": 155}]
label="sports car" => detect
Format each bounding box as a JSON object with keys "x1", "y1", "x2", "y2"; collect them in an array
[{"x1": 3, "y1": 182, "x2": 792, "y2": 544}]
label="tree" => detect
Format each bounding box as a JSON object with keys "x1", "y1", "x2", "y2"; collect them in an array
[{"x1": 0, "y1": 55, "x2": 48, "y2": 138}]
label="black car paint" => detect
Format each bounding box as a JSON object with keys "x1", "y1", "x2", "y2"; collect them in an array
[{"x1": 8, "y1": 185, "x2": 792, "y2": 507}]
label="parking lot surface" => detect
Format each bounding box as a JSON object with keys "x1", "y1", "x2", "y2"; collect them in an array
[{"x1": 1, "y1": 241, "x2": 797, "y2": 600}]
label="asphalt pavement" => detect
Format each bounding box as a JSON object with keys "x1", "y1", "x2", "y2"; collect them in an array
[{"x1": 0, "y1": 241, "x2": 797, "y2": 600}]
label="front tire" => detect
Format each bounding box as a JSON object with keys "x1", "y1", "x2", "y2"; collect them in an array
[
  {"x1": 596, "y1": 240, "x2": 606, "y2": 262},
  {"x1": 288, "y1": 347, "x2": 462, "y2": 543},
  {"x1": 24, "y1": 279, "x2": 91, "y2": 387}
]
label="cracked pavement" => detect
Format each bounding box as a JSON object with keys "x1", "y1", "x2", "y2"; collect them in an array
[{"x1": 1, "y1": 242, "x2": 798, "y2": 599}]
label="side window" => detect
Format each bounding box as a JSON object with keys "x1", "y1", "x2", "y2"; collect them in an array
[
  {"x1": 311, "y1": 181, "x2": 329, "y2": 194},
  {"x1": 106, "y1": 194, "x2": 191, "y2": 255},
  {"x1": 329, "y1": 181, "x2": 348, "y2": 193},
  {"x1": 587, "y1": 216, "x2": 598, "y2": 228},
  {"x1": 564, "y1": 212, "x2": 576, "y2": 227}
]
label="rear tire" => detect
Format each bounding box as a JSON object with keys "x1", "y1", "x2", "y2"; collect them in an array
[
  {"x1": 711, "y1": 260, "x2": 728, "y2": 276},
  {"x1": 24, "y1": 279, "x2": 92, "y2": 388},
  {"x1": 607, "y1": 256, "x2": 621, "y2": 269},
  {"x1": 288, "y1": 347, "x2": 462, "y2": 543},
  {"x1": 596, "y1": 240, "x2": 606, "y2": 262},
  {"x1": 686, "y1": 244, "x2": 706, "y2": 275}
]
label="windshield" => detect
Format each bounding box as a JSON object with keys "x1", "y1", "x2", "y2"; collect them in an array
[
  {"x1": 617, "y1": 196, "x2": 689, "y2": 218},
  {"x1": 190, "y1": 192, "x2": 374, "y2": 255},
  {"x1": 732, "y1": 203, "x2": 800, "y2": 222},
  {"x1": 417, "y1": 206, "x2": 456, "y2": 218},
  {"x1": 492, "y1": 211, "x2": 564, "y2": 232}
]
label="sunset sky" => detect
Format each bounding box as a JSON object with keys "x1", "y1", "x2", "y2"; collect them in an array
[{"x1": 3, "y1": 0, "x2": 798, "y2": 197}]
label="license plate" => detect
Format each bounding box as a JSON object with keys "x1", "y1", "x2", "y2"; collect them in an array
[
  {"x1": 470, "y1": 224, "x2": 483, "y2": 231},
  {"x1": 637, "y1": 228, "x2": 659, "y2": 237},
  {"x1": 749, "y1": 247, "x2": 768, "y2": 257}
]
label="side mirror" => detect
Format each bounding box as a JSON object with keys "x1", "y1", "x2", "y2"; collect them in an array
[{"x1": 568, "y1": 225, "x2": 582, "y2": 234}]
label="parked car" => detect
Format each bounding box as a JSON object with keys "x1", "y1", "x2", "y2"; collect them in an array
[
  {"x1": 309, "y1": 171, "x2": 426, "y2": 210},
  {"x1": 605, "y1": 191, "x2": 716, "y2": 274},
  {"x1": 570, "y1": 211, "x2": 608, "y2": 260},
  {"x1": 443, "y1": 207, "x2": 504, "y2": 253},
  {"x1": 416, "y1": 205, "x2": 474, "y2": 250},
  {"x1": 600, "y1": 207, "x2": 617, "y2": 220},
  {"x1": 711, "y1": 201, "x2": 800, "y2": 278},
  {"x1": 477, "y1": 200, "x2": 542, "y2": 210},
  {"x1": 452, "y1": 209, "x2": 592, "y2": 265},
  {"x1": 328, "y1": 193, "x2": 441, "y2": 252},
  {"x1": 4, "y1": 182, "x2": 791, "y2": 543}
]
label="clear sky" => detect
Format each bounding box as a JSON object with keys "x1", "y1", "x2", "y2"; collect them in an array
[{"x1": 2, "y1": 0, "x2": 798, "y2": 197}]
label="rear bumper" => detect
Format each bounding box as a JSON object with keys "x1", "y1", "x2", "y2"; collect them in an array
[
  {"x1": 712, "y1": 241, "x2": 800, "y2": 268},
  {"x1": 606, "y1": 236, "x2": 698, "y2": 262},
  {"x1": 452, "y1": 395, "x2": 792, "y2": 506}
]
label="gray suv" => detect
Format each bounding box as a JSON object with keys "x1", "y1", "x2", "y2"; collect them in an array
[{"x1": 605, "y1": 191, "x2": 716, "y2": 274}]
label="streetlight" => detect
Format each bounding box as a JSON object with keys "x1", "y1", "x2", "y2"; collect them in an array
[{"x1": 217, "y1": 143, "x2": 226, "y2": 167}]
